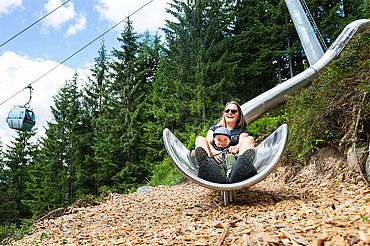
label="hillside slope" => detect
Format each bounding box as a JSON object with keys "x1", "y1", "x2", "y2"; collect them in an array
[
  {"x1": 10, "y1": 26, "x2": 370, "y2": 246},
  {"x1": 13, "y1": 147, "x2": 369, "y2": 245}
]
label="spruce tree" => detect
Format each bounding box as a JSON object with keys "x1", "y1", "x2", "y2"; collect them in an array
[
  {"x1": 94, "y1": 19, "x2": 155, "y2": 192},
  {"x1": 136, "y1": 33, "x2": 166, "y2": 168},
  {"x1": 1, "y1": 130, "x2": 36, "y2": 224},
  {"x1": 25, "y1": 73, "x2": 83, "y2": 215},
  {"x1": 163, "y1": 0, "x2": 233, "y2": 126},
  {"x1": 82, "y1": 42, "x2": 111, "y2": 196},
  {"x1": 0, "y1": 139, "x2": 9, "y2": 225}
]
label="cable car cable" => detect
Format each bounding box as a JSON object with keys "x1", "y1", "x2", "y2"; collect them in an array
[
  {"x1": 0, "y1": 0, "x2": 72, "y2": 49},
  {"x1": 25, "y1": 85, "x2": 33, "y2": 107},
  {"x1": 0, "y1": 0, "x2": 154, "y2": 107}
]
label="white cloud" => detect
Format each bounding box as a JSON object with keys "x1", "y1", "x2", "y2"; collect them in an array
[
  {"x1": 65, "y1": 13, "x2": 87, "y2": 37},
  {"x1": 0, "y1": 0, "x2": 23, "y2": 17},
  {"x1": 42, "y1": 0, "x2": 76, "y2": 29},
  {"x1": 0, "y1": 51, "x2": 89, "y2": 147},
  {"x1": 94, "y1": 0, "x2": 172, "y2": 34}
]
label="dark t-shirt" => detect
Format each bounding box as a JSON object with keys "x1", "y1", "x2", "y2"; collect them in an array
[{"x1": 210, "y1": 125, "x2": 249, "y2": 146}]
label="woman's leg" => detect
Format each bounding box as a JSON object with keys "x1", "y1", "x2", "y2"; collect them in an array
[
  {"x1": 228, "y1": 149, "x2": 257, "y2": 183},
  {"x1": 239, "y1": 135, "x2": 255, "y2": 154},
  {"x1": 228, "y1": 136, "x2": 257, "y2": 183},
  {"x1": 197, "y1": 157, "x2": 229, "y2": 183},
  {"x1": 195, "y1": 136, "x2": 212, "y2": 156}
]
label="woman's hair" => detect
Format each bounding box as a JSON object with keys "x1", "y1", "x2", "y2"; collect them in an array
[{"x1": 220, "y1": 101, "x2": 247, "y2": 129}]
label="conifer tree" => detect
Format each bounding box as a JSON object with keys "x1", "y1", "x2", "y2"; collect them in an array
[
  {"x1": 163, "y1": 0, "x2": 233, "y2": 125},
  {"x1": 299, "y1": 0, "x2": 367, "y2": 48},
  {"x1": 136, "y1": 33, "x2": 166, "y2": 167},
  {"x1": 0, "y1": 139, "x2": 9, "y2": 225},
  {"x1": 94, "y1": 19, "x2": 156, "y2": 192},
  {"x1": 82, "y1": 42, "x2": 111, "y2": 196},
  {"x1": 25, "y1": 73, "x2": 83, "y2": 215},
  {"x1": 1, "y1": 130, "x2": 36, "y2": 224}
]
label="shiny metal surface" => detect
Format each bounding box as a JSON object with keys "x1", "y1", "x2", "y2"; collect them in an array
[
  {"x1": 163, "y1": 124, "x2": 288, "y2": 191},
  {"x1": 285, "y1": 0, "x2": 324, "y2": 65},
  {"x1": 242, "y1": 19, "x2": 370, "y2": 125},
  {"x1": 163, "y1": 19, "x2": 369, "y2": 192}
]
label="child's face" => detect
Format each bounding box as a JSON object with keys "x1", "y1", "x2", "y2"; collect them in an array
[{"x1": 214, "y1": 135, "x2": 231, "y2": 148}]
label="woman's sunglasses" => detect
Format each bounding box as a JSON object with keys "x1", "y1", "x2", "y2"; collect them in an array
[{"x1": 224, "y1": 109, "x2": 238, "y2": 114}]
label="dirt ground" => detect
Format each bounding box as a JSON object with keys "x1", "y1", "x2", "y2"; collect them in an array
[{"x1": 12, "y1": 147, "x2": 370, "y2": 245}]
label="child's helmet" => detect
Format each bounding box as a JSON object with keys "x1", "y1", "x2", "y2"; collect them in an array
[{"x1": 213, "y1": 127, "x2": 231, "y2": 138}]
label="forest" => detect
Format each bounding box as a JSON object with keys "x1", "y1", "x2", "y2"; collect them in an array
[{"x1": 0, "y1": 0, "x2": 368, "y2": 228}]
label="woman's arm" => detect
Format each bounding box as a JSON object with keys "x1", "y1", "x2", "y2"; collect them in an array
[
  {"x1": 206, "y1": 130, "x2": 217, "y2": 155},
  {"x1": 204, "y1": 130, "x2": 223, "y2": 163}
]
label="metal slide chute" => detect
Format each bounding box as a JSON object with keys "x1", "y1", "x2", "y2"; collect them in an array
[
  {"x1": 163, "y1": 124, "x2": 288, "y2": 191},
  {"x1": 242, "y1": 19, "x2": 370, "y2": 124},
  {"x1": 162, "y1": 19, "x2": 369, "y2": 203}
]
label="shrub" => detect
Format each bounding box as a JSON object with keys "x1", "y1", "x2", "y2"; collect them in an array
[
  {"x1": 0, "y1": 219, "x2": 34, "y2": 244},
  {"x1": 284, "y1": 30, "x2": 369, "y2": 164},
  {"x1": 248, "y1": 109, "x2": 287, "y2": 144},
  {"x1": 149, "y1": 157, "x2": 183, "y2": 186}
]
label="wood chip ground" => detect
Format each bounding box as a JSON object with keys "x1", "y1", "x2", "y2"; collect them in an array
[{"x1": 12, "y1": 157, "x2": 370, "y2": 245}]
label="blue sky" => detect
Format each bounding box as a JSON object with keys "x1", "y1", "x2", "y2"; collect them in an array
[{"x1": 0, "y1": 0, "x2": 172, "y2": 147}]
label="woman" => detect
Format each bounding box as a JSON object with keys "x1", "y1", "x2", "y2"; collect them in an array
[{"x1": 194, "y1": 101, "x2": 257, "y2": 183}]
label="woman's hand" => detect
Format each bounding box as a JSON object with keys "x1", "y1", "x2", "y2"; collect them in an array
[{"x1": 228, "y1": 145, "x2": 239, "y2": 154}]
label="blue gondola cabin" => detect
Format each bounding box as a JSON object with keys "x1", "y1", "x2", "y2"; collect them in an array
[{"x1": 6, "y1": 106, "x2": 36, "y2": 131}]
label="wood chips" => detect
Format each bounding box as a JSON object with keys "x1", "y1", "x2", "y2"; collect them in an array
[{"x1": 12, "y1": 159, "x2": 370, "y2": 245}]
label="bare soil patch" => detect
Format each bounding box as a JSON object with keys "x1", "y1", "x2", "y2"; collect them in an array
[{"x1": 13, "y1": 148, "x2": 370, "y2": 245}]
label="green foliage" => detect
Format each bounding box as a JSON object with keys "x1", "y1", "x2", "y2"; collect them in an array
[
  {"x1": 76, "y1": 194, "x2": 100, "y2": 206},
  {"x1": 0, "y1": 219, "x2": 34, "y2": 244},
  {"x1": 40, "y1": 232, "x2": 53, "y2": 241},
  {"x1": 248, "y1": 110, "x2": 287, "y2": 141},
  {"x1": 360, "y1": 214, "x2": 369, "y2": 224},
  {"x1": 284, "y1": 30, "x2": 369, "y2": 164},
  {"x1": 0, "y1": 224, "x2": 14, "y2": 244},
  {"x1": 98, "y1": 186, "x2": 113, "y2": 201},
  {"x1": 149, "y1": 157, "x2": 183, "y2": 186},
  {"x1": 1, "y1": 130, "x2": 36, "y2": 225},
  {"x1": 1, "y1": 0, "x2": 367, "y2": 226},
  {"x1": 24, "y1": 74, "x2": 83, "y2": 217}
]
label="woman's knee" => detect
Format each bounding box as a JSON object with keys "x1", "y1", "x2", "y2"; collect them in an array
[
  {"x1": 240, "y1": 136, "x2": 255, "y2": 152},
  {"x1": 195, "y1": 136, "x2": 207, "y2": 145}
]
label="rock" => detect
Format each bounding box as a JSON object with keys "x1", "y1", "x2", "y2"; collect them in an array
[
  {"x1": 310, "y1": 147, "x2": 347, "y2": 178},
  {"x1": 347, "y1": 143, "x2": 369, "y2": 183},
  {"x1": 365, "y1": 144, "x2": 370, "y2": 183},
  {"x1": 135, "y1": 186, "x2": 153, "y2": 194}
]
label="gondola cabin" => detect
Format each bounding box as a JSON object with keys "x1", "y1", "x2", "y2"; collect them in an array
[{"x1": 6, "y1": 106, "x2": 35, "y2": 131}]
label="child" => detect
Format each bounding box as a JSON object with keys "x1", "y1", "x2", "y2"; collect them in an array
[{"x1": 212, "y1": 127, "x2": 236, "y2": 176}]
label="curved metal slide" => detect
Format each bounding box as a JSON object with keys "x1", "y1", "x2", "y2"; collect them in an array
[{"x1": 163, "y1": 19, "x2": 369, "y2": 204}]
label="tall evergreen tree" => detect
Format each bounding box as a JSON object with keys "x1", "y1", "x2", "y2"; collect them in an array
[
  {"x1": 94, "y1": 19, "x2": 156, "y2": 192},
  {"x1": 1, "y1": 130, "x2": 36, "y2": 224},
  {"x1": 0, "y1": 139, "x2": 8, "y2": 225},
  {"x1": 135, "y1": 32, "x2": 165, "y2": 168},
  {"x1": 163, "y1": 0, "x2": 235, "y2": 126},
  {"x1": 25, "y1": 73, "x2": 83, "y2": 215},
  {"x1": 303, "y1": 0, "x2": 367, "y2": 47},
  {"x1": 82, "y1": 42, "x2": 111, "y2": 196}
]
